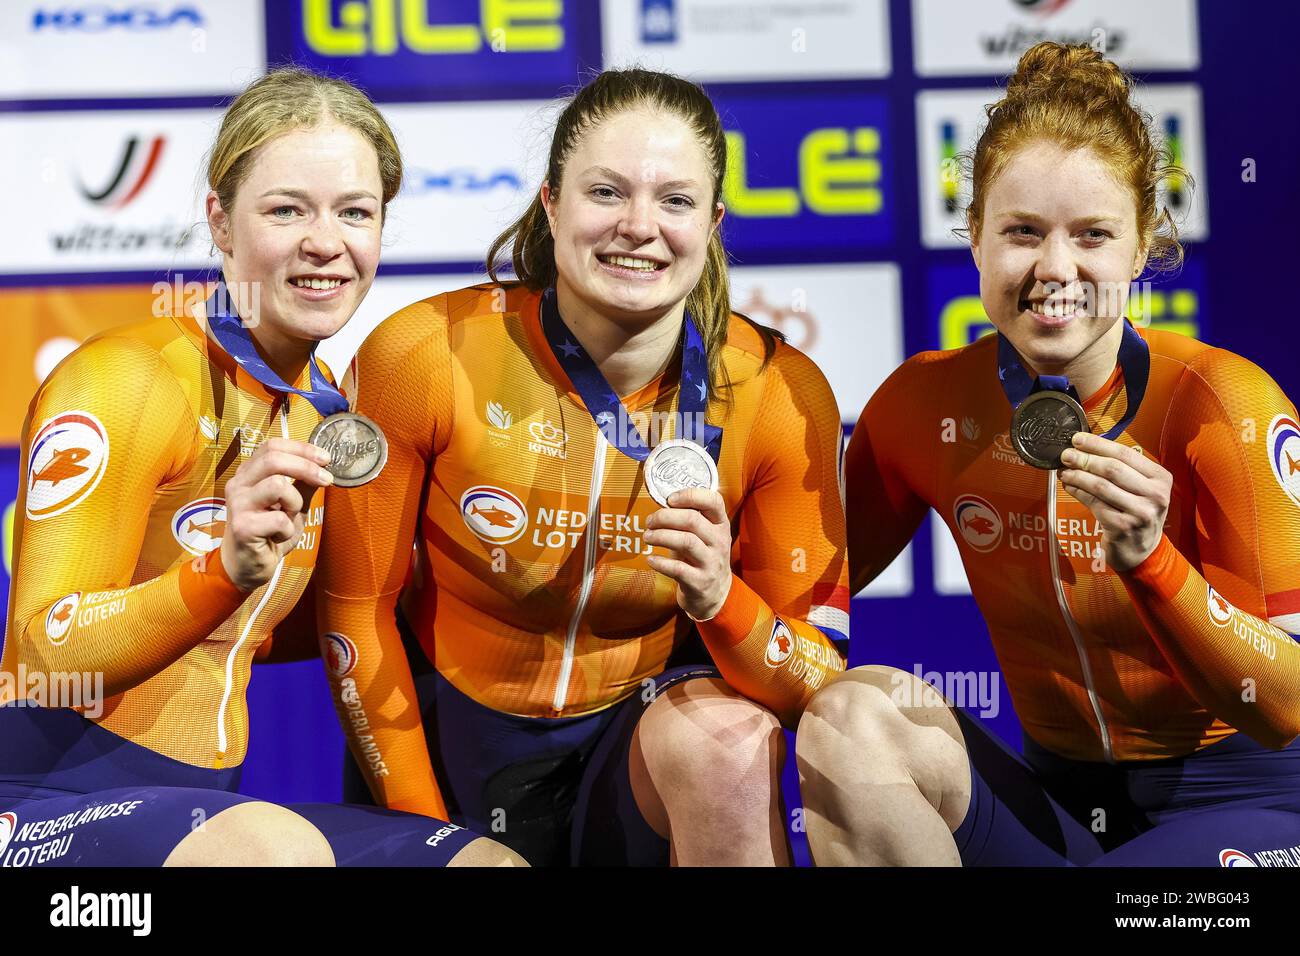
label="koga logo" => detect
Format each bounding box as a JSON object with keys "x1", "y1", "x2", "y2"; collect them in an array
[
  {"x1": 527, "y1": 419, "x2": 567, "y2": 458},
  {"x1": 486, "y1": 401, "x2": 512, "y2": 431},
  {"x1": 736, "y1": 287, "x2": 817, "y2": 351},
  {"x1": 26, "y1": 411, "x2": 110, "y2": 520},
  {"x1": 1207, "y1": 585, "x2": 1235, "y2": 628},
  {"x1": 45, "y1": 592, "x2": 81, "y2": 646},
  {"x1": 32, "y1": 6, "x2": 203, "y2": 31},
  {"x1": 992, "y1": 432, "x2": 1026, "y2": 466},
  {"x1": 1219, "y1": 848, "x2": 1257, "y2": 868},
  {"x1": 1267, "y1": 414, "x2": 1300, "y2": 509},
  {"x1": 640, "y1": 0, "x2": 677, "y2": 44},
  {"x1": 301, "y1": 0, "x2": 565, "y2": 58},
  {"x1": 404, "y1": 168, "x2": 522, "y2": 196},
  {"x1": 765, "y1": 619, "x2": 794, "y2": 668},
  {"x1": 460, "y1": 485, "x2": 528, "y2": 544},
  {"x1": 233, "y1": 424, "x2": 264, "y2": 457},
  {"x1": 0, "y1": 813, "x2": 14, "y2": 858},
  {"x1": 77, "y1": 135, "x2": 166, "y2": 210},
  {"x1": 172, "y1": 498, "x2": 226, "y2": 555},
  {"x1": 322, "y1": 632, "x2": 358, "y2": 678},
  {"x1": 953, "y1": 494, "x2": 1003, "y2": 552}
]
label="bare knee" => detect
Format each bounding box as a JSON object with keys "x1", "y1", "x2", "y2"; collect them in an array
[
  {"x1": 800, "y1": 665, "x2": 957, "y2": 760},
  {"x1": 163, "y1": 802, "x2": 335, "y2": 868},
  {"x1": 638, "y1": 679, "x2": 783, "y2": 821},
  {"x1": 447, "y1": 837, "x2": 529, "y2": 868}
]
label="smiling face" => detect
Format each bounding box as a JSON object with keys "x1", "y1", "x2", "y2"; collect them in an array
[
  {"x1": 542, "y1": 106, "x2": 723, "y2": 329},
  {"x1": 972, "y1": 141, "x2": 1148, "y2": 384},
  {"x1": 206, "y1": 120, "x2": 383, "y2": 364}
]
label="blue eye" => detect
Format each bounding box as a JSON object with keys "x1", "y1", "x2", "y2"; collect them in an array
[
  {"x1": 272, "y1": 206, "x2": 296, "y2": 219},
  {"x1": 341, "y1": 208, "x2": 371, "y2": 221}
]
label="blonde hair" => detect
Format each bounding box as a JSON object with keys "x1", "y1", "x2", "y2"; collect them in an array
[
  {"x1": 487, "y1": 68, "x2": 779, "y2": 400},
  {"x1": 209, "y1": 67, "x2": 402, "y2": 220},
  {"x1": 964, "y1": 41, "x2": 1185, "y2": 274}
]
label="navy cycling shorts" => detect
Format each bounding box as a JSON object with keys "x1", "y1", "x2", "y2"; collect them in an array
[
  {"x1": 0, "y1": 705, "x2": 479, "y2": 867},
  {"x1": 952, "y1": 708, "x2": 1300, "y2": 867},
  {"x1": 343, "y1": 621, "x2": 724, "y2": 866}
]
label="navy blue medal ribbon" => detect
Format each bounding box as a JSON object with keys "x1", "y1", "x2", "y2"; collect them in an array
[
  {"x1": 997, "y1": 318, "x2": 1151, "y2": 440},
  {"x1": 540, "y1": 287, "x2": 723, "y2": 462},
  {"x1": 204, "y1": 277, "x2": 348, "y2": 417}
]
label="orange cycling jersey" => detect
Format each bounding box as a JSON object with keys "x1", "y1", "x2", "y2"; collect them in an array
[
  {"x1": 850, "y1": 324, "x2": 1300, "y2": 762},
  {"x1": 1, "y1": 307, "x2": 328, "y2": 769},
  {"x1": 318, "y1": 283, "x2": 849, "y2": 816}
]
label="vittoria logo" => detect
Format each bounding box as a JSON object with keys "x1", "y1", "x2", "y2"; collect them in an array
[
  {"x1": 460, "y1": 485, "x2": 528, "y2": 544},
  {"x1": 172, "y1": 498, "x2": 226, "y2": 555},
  {"x1": 765, "y1": 619, "x2": 794, "y2": 668},
  {"x1": 77, "y1": 135, "x2": 166, "y2": 210},
  {"x1": 321, "y1": 632, "x2": 358, "y2": 678},
  {"x1": 44, "y1": 593, "x2": 81, "y2": 645},
  {"x1": 953, "y1": 494, "x2": 1003, "y2": 553},
  {"x1": 26, "y1": 411, "x2": 110, "y2": 520}
]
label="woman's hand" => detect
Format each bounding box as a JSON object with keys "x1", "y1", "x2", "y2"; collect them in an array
[
  {"x1": 1059, "y1": 431, "x2": 1173, "y2": 574},
  {"x1": 221, "y1": 437, "x2": 334, "y2": 592},
  {"x1": 644, "y1": 488, "x2": 733, "y2": 621}
]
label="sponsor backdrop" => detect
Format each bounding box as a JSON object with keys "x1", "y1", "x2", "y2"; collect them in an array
[{"x1": 1, "y1": 1, "x2": 1296, "y2": 862}]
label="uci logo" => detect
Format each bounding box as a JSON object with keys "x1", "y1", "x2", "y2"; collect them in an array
[
  {"x1": 301, "y1": 0, "x2": 564, "y2": 57},
  {"x1": 724, "y1": 127, "x2": 882, "y2": 219}
]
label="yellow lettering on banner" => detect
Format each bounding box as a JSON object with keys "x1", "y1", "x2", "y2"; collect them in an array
[
  {"x1": 724, "y1": 132, "x2": 799, "y2": 217},
  {"x1": 302, "y1": 0, "x2": 563, "y2": 57},
  {"x1": 801, "y1": 128, "x2": 882, "y2": 214}
]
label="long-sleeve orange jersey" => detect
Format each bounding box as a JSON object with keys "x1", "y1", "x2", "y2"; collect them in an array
[
  {"x1": 849, "y1": 325, "x2": 1300, "y2": 762},
  {"x1": 0, "y1": 309, "x2": 328, "y2": 769},
  {"x1": 317, "y1": 283, "x2": 848, "y2": 815}
]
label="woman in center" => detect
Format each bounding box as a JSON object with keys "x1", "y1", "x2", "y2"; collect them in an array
[{"x1": 317, "y1": 69, "x2": 849, "y2": 865}]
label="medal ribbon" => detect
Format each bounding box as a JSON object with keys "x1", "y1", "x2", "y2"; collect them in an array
[
  {"x1": 204, "y1": 277, "x2": 348, "y2": 417},
  {"x1": 540, "y1": 288, "x2": 723, "y2": 462},
  {"x1": 997, "y1": 319, "x2": 1151, "y2": 441}
]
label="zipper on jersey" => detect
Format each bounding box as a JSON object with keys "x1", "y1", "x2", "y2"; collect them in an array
[
  {"x1": 552, "y1": 427, "x2": 609, "y2": 713},
  {"x1": 1047, "y1": 472, "x2": 1115, "y2": 764},
  {"x1": 215, "y1": 404, "x2": 291, "y2": 763}
]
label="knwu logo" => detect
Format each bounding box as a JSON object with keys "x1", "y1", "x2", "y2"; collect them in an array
[{"x1": 527, "y1": 420, "x2": 567, "y2": 459}]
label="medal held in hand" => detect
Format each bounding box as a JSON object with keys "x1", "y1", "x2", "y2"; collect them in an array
[
  {"x1": 643, "y1": 438, "x2": 720, "y2": 507},
  {"x1": 310, "y1": 412, "x2": 388, "y2": 487},
  {"x1": 1010, "y1": 390, "x2": 1088, "y2": 470}
]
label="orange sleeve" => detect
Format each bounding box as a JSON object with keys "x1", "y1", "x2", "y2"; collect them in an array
[
  {"x1": 5, "y1": 337, "x2": 246, "y2": 701},
  {"x1": 1121, "y1": 350, "x2": 1300, "y2": 748},
  {"x1": 315, "y1": 299, "x2": 452, "y2": 819},
  {"x1": 694, "y1": 344, "x2": 849, "y2": 727},
  {"x1": 845, "y1": 357, "x2": 932, "y2": 595}
]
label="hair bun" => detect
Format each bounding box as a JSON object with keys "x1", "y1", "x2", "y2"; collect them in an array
[{"x1": 1005, "y1": 41, "x2": 1131, "y2": 105}]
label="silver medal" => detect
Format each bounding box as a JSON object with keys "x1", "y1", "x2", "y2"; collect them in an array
[
  {"x1": 643, "y1": 438, "x2": 719, "y2": 507},
  {"x1": 310, "y1": 412, "x2": 388, "y2": 487}
]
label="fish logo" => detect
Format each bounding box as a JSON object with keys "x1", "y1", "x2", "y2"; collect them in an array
[
  {"x1": 26, "y1": 411, "x2": 109, "y2": 520},
  {"x1": 765, "y1": 619, "x2": 794, "y2": 668},
  {"x1": 953, "y1": 494, "x2": 1003, "y2": 553},
  {"x1": 321, "y1": 632, "x2": 358, "y2": 678},
  {"x1": 1267, "y1": 415, "x2": 1300, "y2": 510},
  {"x1": 1219, "y1": 848, "x2": 1257, "y2": 868},
  {"x1": 172, "y1": 498, "x2": 227, "y2": 555},
  {"x1": 1207, "y1": 585, "x2": 1235, "y2": 628},
  {"x1": 460, "y1": 486, "x2": 528, "y2": 544},
  {"x1": 0, "y1": 812, "x2": 15, "y2": 857},
  {"x1": 45, "y1": 591, "x2": 81, "y2": 645}
]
